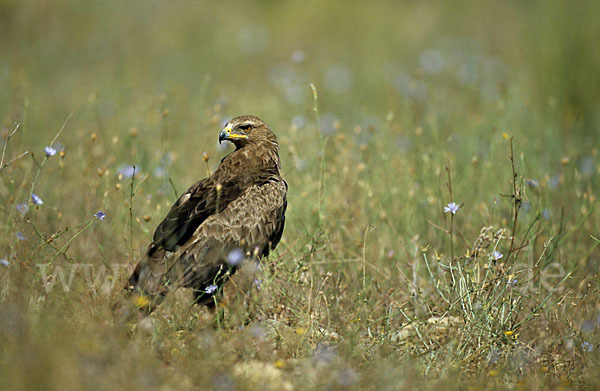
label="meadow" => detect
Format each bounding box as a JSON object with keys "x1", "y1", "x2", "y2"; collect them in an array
[{"x1": 1, "y1": 1, "x2": 599, "y2": 389}]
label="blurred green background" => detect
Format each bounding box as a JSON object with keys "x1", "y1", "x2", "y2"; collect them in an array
[
  {"x1": 2, "y1": 0, "x2": 599, "y2": 138},
  {"x1": 1, "y1": 0, "x2": 599, "y2": 390}
]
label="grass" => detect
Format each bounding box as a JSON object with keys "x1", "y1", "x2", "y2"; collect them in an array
[{"x1": 1, "y1": 0, "x2": 599, "y2": 389}]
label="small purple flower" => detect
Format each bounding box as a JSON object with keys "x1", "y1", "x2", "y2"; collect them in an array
[
  {"x1": 205, "y1": 284, "x2": 218, "y2": 294},
  {"x1": 94, "y1": 211, "x2": 106, "y2": 221},
  {"x1": 153, "y1": 166, "x2": 166, "y2": 178},
  {"x1": 117, "y1": 164, "x2": 137, "y2": 179},
  {"x1": 444, "y1": 202, "x2": 460, "y2": 215},
  {"x1": 542, "y1": 208, "x2": 551, "y2": 220},
  {"x1": 490, "y1": 251, "x2": 503, "y2": 261},
  {"x1": 16, "y1": 203, "x2": 29, "y2": 215},
  {"x1": 581, "y1": 341, "x2": 593, "y2": 352},
  {"x1": 44, "y1": 146, "x2": 57, "y2": 157},
  {"x1": 16, "y1": 232, "x2": 25, "y2": 241},
  {"x1": 290, "y1": 49, "x2": 305, "y2": 63},
  {"x1": 31, "y1": 193, "x2": 43, "y2": 205},
  {"x1": 227, "y1": 248, "x2": 244, "y2": 266},
  {"x1": 253, "y1": 279, "x2": 262, "y2": 291},
  {"x1": 0, "y1": 259, "x2": 8, "y2": 267},
  {"x1": 506, "y1": 274, "x2": 518, "y2": 286}
]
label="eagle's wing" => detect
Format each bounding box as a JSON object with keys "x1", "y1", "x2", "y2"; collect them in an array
[
  {"x1": 150, "y1": 164, "x2": 275, "y2": 253},
  {"x1": 151, "y1": 177, "x2": 237, "y2": 253},
  {"x1": 171, "y1": 179, "x2": 287, "y2": 297},
  {"x1": 265, "y1": 179, "x2": 287, "y2": 253}
]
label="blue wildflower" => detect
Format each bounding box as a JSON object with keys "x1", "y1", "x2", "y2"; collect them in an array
[
  {"x1": 542, "y1": 208, "x2": 551, "y2": 220},
  {"x1": 581, "y1": 341, "x2": 593, "y2": 352},
  {"x1": 94, "y1": 211, "x2": 106, "y2": 221},
  {"x1": 16, "y1": 232, "x2": 25, "y2": 241},
  {"x1": 31, "y1": 193, "x2": 43, "y2": 205},
  {"x1": 159, "y1": 153, "x2": 174, "y2": 167},
  {"x1": 579, "y1": 156, "x2": 594, "y2": 177},
  {"x1": 506, "y1": 274, "x2": 517, "y2": 286},
  {"x1": 44, "y1": 146, "x2": 57, "y2": 157},
  {"x1": 291, "y1": 115, "x2": 306, "y2": 129},
  {"x1": 205, "y1": 284, "x2": 218, "y2": 294},
  {"x1": 227, "y1": 248, "x2": 244, "y2": 266},
  {"x1": 117, "y1": 164, "x2": 137, "y2": 179},
  {"x1": 16, "y1": 203, "x2": 29, "y2": 215},
  {"x1": 319, "y1": 112, "x2": 341, "y2": 135},
  {"x1": 444, "y1": 202, "x2": 460, "y2": 215},
  {"x1": 0, "y1": 259, "x2": 8, "y2": 267},
  {"x1": 420, "y1": 49, "x2": 446, "y2": 74},
  {"x1": 253, "y1": 279, "x2": 262, "y2": 291},
  {"x1": 290, "y1": 49, "x2": 305, "y2": 63},
  {"x1": 490, "y1": 251, "x2": 503, "y2": 261},
  {"x1": 153, "y1": 166, "x2": 166, "y2": 178}
]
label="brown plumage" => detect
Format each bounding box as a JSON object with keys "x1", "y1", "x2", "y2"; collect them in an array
[{"x1": 126, "y1": 115, "x2": 287, "y2": 312}]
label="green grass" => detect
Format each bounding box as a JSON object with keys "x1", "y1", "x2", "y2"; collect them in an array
[{"x1": 1, "y1": 0, "x2": 599, "y2": 389}]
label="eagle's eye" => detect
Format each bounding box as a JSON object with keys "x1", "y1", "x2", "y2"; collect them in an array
[{"x1": 238, "y1": 124, "x2": 252, "y2": 132}]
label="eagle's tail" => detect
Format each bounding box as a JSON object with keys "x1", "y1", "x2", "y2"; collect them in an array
[{"x1": 115, "y1": 245, "x2": 173, "y2": 318}]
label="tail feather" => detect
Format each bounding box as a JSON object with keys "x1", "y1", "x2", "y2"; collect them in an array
[
  {"x1": 121, "y1": 245, "x2": 174, "y2": 315},
  {"x1": 116, "y1": 242, "x2": 255, "y2": 318}
]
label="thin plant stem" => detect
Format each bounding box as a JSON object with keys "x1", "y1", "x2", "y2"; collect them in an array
[
  {"x1": 168, "y1": 177, "x2": 179, "y2": 199},
  {"x1": 0, "y1": 123, "x2": 24, "y2": 172},
  {"x1": 362, "y1": 224, "x2": 372, "y2": 303},
  {"x1": 422, "y1": 251, "x2": 450, "y2": 303},
  {"x1": 129, "y1": 166, "x2": 136, "y2": 264},
  {"x1": 28, "y1": 111, "x2": 74, "y2": 204},
  {"x1": 445, "y1": 162, "x2": 455, "y2": 262},
  {"x1": 1, "y1": 151, "x2": 29, "y2": 172},
  {"x1": 506, "y1": 137, "x2": 521, "y2": 264},
  {"x1": 311, "y1": 83, "x2": 326, "y2": 222},
  {"x1": 49, "y1": 219, "x2": 95, "y2": 264}
]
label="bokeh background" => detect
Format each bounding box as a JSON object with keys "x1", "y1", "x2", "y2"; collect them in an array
[{"x1": 1, "y1": 1, "x2": 599, "y2": 390}]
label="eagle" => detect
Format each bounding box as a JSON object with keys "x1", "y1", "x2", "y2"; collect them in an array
[{"x1": 125, "y1": 115, "x2": 287, "y2": 313}]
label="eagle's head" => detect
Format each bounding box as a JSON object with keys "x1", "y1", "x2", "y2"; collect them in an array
[{"x1": 219, "y1": 115, "x2": 277, "y2": 149}]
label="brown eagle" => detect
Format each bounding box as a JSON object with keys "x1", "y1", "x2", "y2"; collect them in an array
[{"x1": 126, "y1": 115, "x2": 287, "y2": 312}]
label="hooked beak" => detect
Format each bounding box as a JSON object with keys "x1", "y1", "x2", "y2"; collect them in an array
[
  {"x1": 218, "y1": 129, "x2": 228, "y2": 144},
  {"x1": 219, "y1": 124, "x2": 248, "y2": 144}
]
